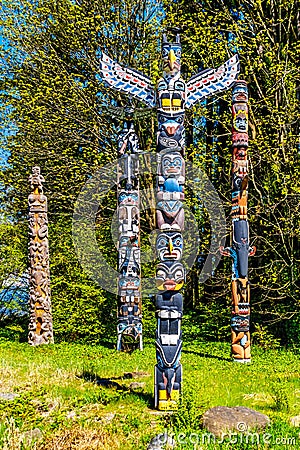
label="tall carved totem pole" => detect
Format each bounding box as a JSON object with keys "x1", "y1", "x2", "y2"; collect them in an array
[
  {"x1": 116, "y1": 107, "x2": 143, "y2": 351},
  {"x1": 221, "y1": 81, "x2": 256, "y2": 363},
  {"x1": 28, "y1": 166, "x2": 53, "y2": 345},
  {"x1": 100, "y1": 29, "x2": 239, "y2": 409}
]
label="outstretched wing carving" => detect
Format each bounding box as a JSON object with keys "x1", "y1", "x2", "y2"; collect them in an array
[
  {"x1": 100, "y1": 53, "x2": 156, "y2": 108},
  {"x1": 186, "y1": 54, "x2": 240, "y2": 108}
]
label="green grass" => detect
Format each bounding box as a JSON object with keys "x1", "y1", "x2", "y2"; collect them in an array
[{"x1": 0, "y1": 340, "x2": 299, "y2": 449}]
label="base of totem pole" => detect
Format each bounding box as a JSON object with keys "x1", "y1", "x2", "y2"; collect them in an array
[
  {"x1": 233, "y1": 358, "x2": 251, "y2": 364},
  {"x1": 154, "y1": 365, "x2": 181, "y2": 411}
]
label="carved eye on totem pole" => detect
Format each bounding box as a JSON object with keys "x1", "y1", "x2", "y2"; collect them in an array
[
  {"x1": 231, "y1": 315, "x2": 250, "y2": 332},
  {"x1": 118, "y1": 191, "x2": 139, "y2": 206},
  {"x1": 119, "y1": 276, "x2": 140, "y2": 291},
  {"x1": 156, "y1": 232, "x2": 183, "y2": 261}
]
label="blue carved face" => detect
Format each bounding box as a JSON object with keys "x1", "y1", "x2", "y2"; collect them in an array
[
  {"x1": 162, "y1": 153, "x2": 184, "y2": 177},
  {"x1": 162, "y1": 42, "x2": 181, "y2": 76}
]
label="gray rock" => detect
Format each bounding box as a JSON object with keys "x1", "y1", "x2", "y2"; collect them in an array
[
  {"x1": 202, "y1": 406, "x2": 270, "y2": 438},
  {"x1": 0, "y1": 392, "x2": 19, "y2": 401},
  {"x1": 147, "y1": 432, "x2": 176, "y2": 449}
]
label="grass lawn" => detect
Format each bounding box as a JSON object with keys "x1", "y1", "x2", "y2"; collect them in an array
[{"x1": 0, "y1": 340, "x2": 299, "y2": 449}]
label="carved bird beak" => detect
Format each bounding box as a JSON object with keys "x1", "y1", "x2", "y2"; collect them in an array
[
  {"x1": 168, "y1": 49, "x2": 176, "y2": 70},
  {"x1": 168, "y1": 238, "x2": 174, "y2": 253}
]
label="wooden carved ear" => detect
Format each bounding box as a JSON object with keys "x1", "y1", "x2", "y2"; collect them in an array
[{"x1": 249, "y1": 246, "x2": 256, "y2": 257}]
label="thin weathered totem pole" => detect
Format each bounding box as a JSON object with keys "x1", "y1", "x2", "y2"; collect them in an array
[
  {"x1": 99, "y1": 29, "x2": 239, "y2": 409},
  {"x1": 116, "y1": 107, "x2": 143, "y2": 351},
  {"x1": 28, "y1": 166, "x2": 53, "y2": 345},
  {"x1": 221, "y1": 81, "x2": 256, "y2": 362}
]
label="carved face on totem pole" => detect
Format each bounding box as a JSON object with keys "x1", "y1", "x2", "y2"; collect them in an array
[
  {"x1": 157, "y1": 112, "x2": 185, "y2": 152},
  {"x1": 156, "y1": 232, "x2": 183, "y2": 261},
  {"x1": 156, "y1": 261, "x2": 185, "y2": 291},
  {"x1": 232, "y1": 80, "x2": 248, "y2": 103},
  {"x1": 161, "y1": 152, "x2": 185, "y2": 178},
  {"x1": 119, "y1": 245, "x2": 140, "y2": 276}
]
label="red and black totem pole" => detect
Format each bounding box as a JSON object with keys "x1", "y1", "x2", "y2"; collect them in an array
[{"x1": 221, "y1": 81, "x2": 256, "y2": 363}]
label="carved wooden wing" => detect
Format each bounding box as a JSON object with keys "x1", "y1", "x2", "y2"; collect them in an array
[
  {"x1": 100, "y1": 53, "x2": 156, "y2": 108},
  {"x1": 186, "y1": 54, "x2": 240, "y2": 108}
]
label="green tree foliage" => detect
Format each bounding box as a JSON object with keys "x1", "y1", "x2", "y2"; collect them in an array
[
  {"x1": 0, "y1": 0, "x2": 163, "y2": 342},
  {"x1": 164, "y1": 0, "x2": 300, "y2": 344},
  {"x1": 1, "y1": 0, "x2": 299, "y2": 346}
]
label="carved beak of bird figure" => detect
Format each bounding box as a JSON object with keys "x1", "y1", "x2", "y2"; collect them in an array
[{"x1": 168, "y1": 49, "x2": 176, "y2": 71}]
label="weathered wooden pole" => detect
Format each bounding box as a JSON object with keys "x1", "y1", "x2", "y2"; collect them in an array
[{"x1": 28, "y1": 166, "x2": 53, "y2": 345}]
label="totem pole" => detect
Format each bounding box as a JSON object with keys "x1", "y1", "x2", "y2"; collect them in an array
[
  {"x1": 220, "y1": 81, "x2": 256, "y2": 363},
  {"x1": 116, "y1": 106, "x2": 143, "y2": 351},
  {"x1": 100, "y1": 29, "x2": 239, "y2": 409},
  {"x1": 28, "y1": 166, "x2": 53, "y2": 345}
]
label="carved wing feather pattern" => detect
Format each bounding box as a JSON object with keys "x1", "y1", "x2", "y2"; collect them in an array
[
  {"x1": 100, "y1": 53, "x2": 156, "y2": 108},
  {"x1": 186, "y1": 54, "x2": 240, "y2": 108}
]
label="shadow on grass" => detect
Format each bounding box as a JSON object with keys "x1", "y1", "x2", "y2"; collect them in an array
[
  {"x1": 79, "y1": 371, "x2": 153, "y2": 408},
  {"x1": 182, "y1": 348, "x2": 232, "y2": 362}
]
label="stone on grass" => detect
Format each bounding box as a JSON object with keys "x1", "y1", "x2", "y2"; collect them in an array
[
  {"x1": 202, "y1": 406, "x2": 270, "y2": 438},
  {"x1": 129, "y1": 382, "x2": 146, "y2": 390},
  {"x1": 103, "y1": 412, "x2": 115, "y2": 422},
  {"x1": 0, "y1": 392, "x2": 19, "y2": 401},
  {"x1": 147, "y1": 432, "x2": 176, "y2": 449},
  {"x1": 66, "y1": 410, "x2": 76, "y2": 419},
  {"x1": 22, "y1": 428, "x2": 43, "y2": 445},
  {"x1": 290, "y1": 415, "x2": 300, "y2": 427}
]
